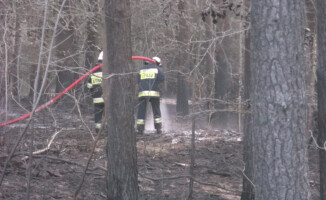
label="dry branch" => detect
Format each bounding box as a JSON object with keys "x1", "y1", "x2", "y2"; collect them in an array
[
  {"x1": 139, "y1": 172, "x2": 241, "y2": 195},
  {"x1": 22, "y1": 129, "x2": 63, "y2": 161}
]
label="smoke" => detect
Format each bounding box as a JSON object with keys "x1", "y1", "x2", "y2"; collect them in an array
[{"x1": 144, "y1": 98, "x2": 171, "y2": 131}]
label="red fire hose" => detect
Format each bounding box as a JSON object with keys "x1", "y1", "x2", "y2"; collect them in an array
[{"x1": 0, "y1": 56, "x2": 155, "y2": 127}]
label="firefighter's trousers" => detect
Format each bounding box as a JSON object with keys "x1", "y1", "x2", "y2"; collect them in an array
[
  {"x1": 94, "y1": 102, "x2": 104, "y2": 132},
  {"x1": 137, "y1": 97, "x2": 162, "y2": 132}
]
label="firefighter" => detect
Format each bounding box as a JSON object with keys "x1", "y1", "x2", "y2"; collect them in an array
[
  {"x1": 87, "y1": 51, "x2": 104, "y2": 133},
  {"x1": 136, "y1": 56, "x2": 165, "y2": 134}
]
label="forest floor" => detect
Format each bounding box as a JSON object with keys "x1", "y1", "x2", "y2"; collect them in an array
[{"x1": 0, "y1": 98, "x2": 321, "y2": 200}]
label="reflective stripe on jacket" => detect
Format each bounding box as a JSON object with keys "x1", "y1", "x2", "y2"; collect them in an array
[
  {"x1": 138, "y1": 63, "x2": 164, "y2": 95},
  {"x1": 138, "y1": 91, "x2": 160, "y2": 98},
  {"x1": 93, "y1": 97, "x2": 104, "y2": 104},
  {"x1": 88, "y1": 66, "x2": 103, "y2": 99},
  {"x1": 90, "y1": 72, "x2": 102, "y2": 85}
]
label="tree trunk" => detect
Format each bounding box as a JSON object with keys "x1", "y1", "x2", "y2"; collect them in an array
[
  {"x1": 241, "y1": 11, "x2": 255, "y2": 200},
  {"x1": 241, "y1": 1, "x2": 254, "y2": 199},
  {"x1": 176, "y1": 0, "x2": 189, "y2": 116},
  {"x1": 0, "y1": 1, "x2": 7, "y2": 126},
  {"x1": 305, "y1": 0, "x2": 317, "y2": 136},
  {"x1": 55, "y1": 1, "x2": 77, "y2": 95},
  {"x1": 84, "y1": 0, "x2": 100, "y2": 70},
  {"x1": 316, "y1": 0, "x2": 326, "y2": 199},
  {"x1": 103, "y1": 0, "x2": 139, "y2": 199},
  {"x1": 203, "y1": 6, "x2": 214, "y2": 112},
  {"x1": 11, "y1": 0, "x2": 21, "y2": 97},
  {"x1": 213, "y1": 16, "x2": 230, "y2": 129},
  {"x1": 250, "y1": 1, "x2": 309, "y2": 199},
  {"x1": 177, "y1": 74, "x2": 189, "y2": 116}
]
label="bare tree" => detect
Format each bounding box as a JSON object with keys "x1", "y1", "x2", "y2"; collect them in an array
[
  {"x1": 55, "y1": 1, "x2": 77, "y2": 95},
  {"x1": 194, "y1": 2, "x2": 215, "y2": 123},
  {"x1": 316, "y1": 0, "x2": 326, "y2": 199},
  {"x1": 200, "y1": 1, "x2": 244, "y2": 128},
  {"x1": 240, "y1": 1, "x2": 254, "y2": 199},
  {"x1": 304, "y1": 0, "x2": 317, "y2": 135},
  {"x1": 250, "y1": 0, "x2": 309, "y2": 199},
  {"x1": 84, "y1": 0, "x2": 101, "y2": 70},
  {"x1": 103, "y1": 0, "x2": 139, "y2": 199},
  {"x1": 0, "y1": 1, "x2": 10, "y2": 140},
  {"x1": 176, "y1": 0, "x2": 190, "y2": 116},
  {"x1": 213, "y1": 11, "x2": 231, "y2": 129}
]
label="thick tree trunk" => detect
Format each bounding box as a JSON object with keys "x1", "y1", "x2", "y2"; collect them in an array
[
  {"x1": 316, "y1": 0, "x2": 326, "y2": 199},
  {"x1": 104, "y1": 0, "x2": 139, "y2": 199},
  {"x1": 251, "y1": 1, "x2": 309, "y2": 199},
  {"x1": 176, "y1": 0, "x2": 189, "y2": 116}
]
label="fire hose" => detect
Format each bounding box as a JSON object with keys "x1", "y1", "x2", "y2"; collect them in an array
[{"x1": 0, "y1": 56, "x2": 155, "y2": 127}]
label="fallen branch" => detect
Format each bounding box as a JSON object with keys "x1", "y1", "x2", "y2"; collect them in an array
[
  {"x1": 139, "y1": 173, "x2": 189, "y2": 181},
  {"x1": 0, "y1": 152, "x2": 107, "y2": 173},
  {"x1": 174, "y1": 162, "x2": 189, "y2": 167},
  {"x1": 34, "y1": 155, "x2": 107, "y2": 172},
  {"x1": 139, "y1": 172, "x2": 241, "y2": 195},
  {"x1": 22, "y1": 129, "x2": 63, "y2": 161},
  {"x1": 207, "y1": 169, "x2": 231, "y2": 177}
]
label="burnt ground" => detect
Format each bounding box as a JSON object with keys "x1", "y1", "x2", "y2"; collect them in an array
[{"x1": 0, "y1": 98, "x2": 321, "y2": 200}]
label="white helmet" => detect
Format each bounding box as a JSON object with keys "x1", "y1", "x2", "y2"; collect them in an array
[
  {"x1": 98, "y1": 51, "x2": 103, "y2": 61},
  {"x1": 152, "y1": 56, "x2": 161, "y2": 65}
]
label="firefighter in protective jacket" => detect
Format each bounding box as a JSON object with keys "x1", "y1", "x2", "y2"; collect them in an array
[
  {"x1": 136, "y1": 57, "x2": 165, "y2": 134},
  {"x1": 87, "y1": 51, "x2": 104, "y2": 133}
]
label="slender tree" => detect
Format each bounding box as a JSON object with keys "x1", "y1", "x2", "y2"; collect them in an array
[
  {"x1": 11, "y1": 0, "x2": 21, "y2": 97},
  {"x1": 55, "y1": 1, "x2": 78, "y2": 94},
  {"x1": 176, "y1": 0, "x2": 190, "y2": 116},
  {"x1": 250, "y1": 0, "x2": 309, "y2": 199},
  {"x1": 240, "y1": 1, "x2": 254, "y2": 199},
  {"x1": 316, "y1": 0, "x2": 326, "y2": 199},
  {"x1": 202, "y1": 5, "x2": 214, "y2": 112},
  {"x1": 84, "y1": 0, "x2": 101, "y2": 70},
  {"x1": 0, "y1": 1, "x2": 8, "y2": 133},
  {"x1": 214, "y1": 13, "x2": 230, "y2": 129},
  {"x1": 103, "y1": 0, "x2": 139, "y2": 199},
  {"x1": 305, "y1": 0, "x2": 317, "y2": 134}
]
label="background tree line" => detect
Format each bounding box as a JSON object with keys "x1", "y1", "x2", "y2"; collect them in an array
[
  {"x1": 0, "y1": 0, "x2": 246, "y2": 126},
  {"x1": 0, "y1": 0, "x2": 325, "y2": 199}
]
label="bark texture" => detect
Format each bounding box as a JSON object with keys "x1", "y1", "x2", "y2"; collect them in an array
[
  {"x1": 104, "y1": 0, "x2": 139, "y2": 199},
  {"x1": 250, "y1": 0, "x2": 309, "y2": 199},
  {"x1": 55, "y1": 1, "x2": 78, "y2": 94},
  {"x1": 241, "y1": 1, "x2": 254, "y2": 199},
  {"x1": 176, "y1": 0, "x2": 190, "y2": 116},
  {"x1": 213, "y1": 9, "x2": 231, "y2": 128},
  {"x1": 316, "y1": 0, "x2": 326, "y2": 199},
  {"x1": 241, "y1": 29, "x2": 254, "y2": 200},
  {"x1": 0, "y1": 1, "x2": 6, "y2": 125}
]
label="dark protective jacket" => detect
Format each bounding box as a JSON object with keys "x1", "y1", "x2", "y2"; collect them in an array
[
  {"x1": 87, "y1": 62, "x2": 103, "y2": 103},
  {"x1": 138, "y1": 62, "x2": 164, "y2": 98}
]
